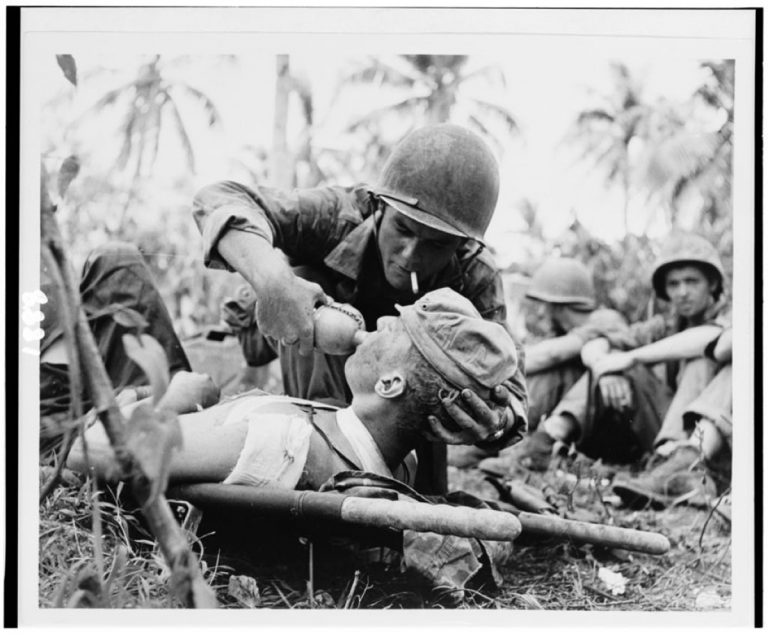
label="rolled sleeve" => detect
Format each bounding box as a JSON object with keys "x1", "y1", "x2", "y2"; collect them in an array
[
  {"x1": 601, "y1": 315, "x2": 670, "y2": 350},
  {"x1": 192, "y1": 180, "x2": 369, "y2": 271},
  {"x1": 193, "y1": 182, "x2": 275, "y2": 270}
]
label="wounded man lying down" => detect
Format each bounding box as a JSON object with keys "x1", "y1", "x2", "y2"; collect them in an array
[{"x1": 68, "y1": 287, "x2": 519, "y2": 492}]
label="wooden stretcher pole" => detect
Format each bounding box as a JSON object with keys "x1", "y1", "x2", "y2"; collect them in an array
[
  {"x1": 517, "y1": 512, "x2": 670, "y2": 555},
  {"x1": 169, "y1": 483, "x2": 670, "y2": 554},
  {"x1": 170, "y1": 483, "x2": 521, "y2": 540}
]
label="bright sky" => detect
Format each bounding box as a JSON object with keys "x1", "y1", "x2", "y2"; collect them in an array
[{"x1": 41, "y1": 51, "x2": 714, "y2": 268}]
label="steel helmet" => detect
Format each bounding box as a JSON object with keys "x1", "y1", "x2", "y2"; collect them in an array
[
  {"x1": 651, "y1": 233, "x2": 725, "y2": 301},
  {"x1": 371, "y1": 124, "x2": 500, "y2": 242},
  {"x1": 526, "y1": 258, "x2": 596, "y2": 310}
]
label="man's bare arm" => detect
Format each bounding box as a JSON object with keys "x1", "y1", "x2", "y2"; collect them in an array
[
  {"x1": 591, "y1": 325, "x2": 724, "y2": 378},
  {"x1": 525, "y1": 333, "x2": 585, "y2": 375}
]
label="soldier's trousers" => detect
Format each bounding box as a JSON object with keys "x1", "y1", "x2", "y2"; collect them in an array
[
  {"x1": 40, "y1": 242, "x2": 191, "y2": 426},
  {"x1": 525, "y1": 360, "x2": 586, "y2": 432},
  {"x1": 551, "y1": 356, "x2": 731, "y2": 464}
]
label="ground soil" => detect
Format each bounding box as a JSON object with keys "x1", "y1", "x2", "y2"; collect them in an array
[{"x1": 38, "y1": 450, "x2": 731, "y2": 611}]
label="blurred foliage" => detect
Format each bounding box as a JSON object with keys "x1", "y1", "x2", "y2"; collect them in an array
[{"x1": 566, "y1": 63, "x2": 645, "y2": 234}]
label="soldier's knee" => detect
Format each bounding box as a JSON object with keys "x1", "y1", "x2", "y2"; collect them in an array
[{"x1": 679, "y1": 355, "x2": 718, "y2": 384}]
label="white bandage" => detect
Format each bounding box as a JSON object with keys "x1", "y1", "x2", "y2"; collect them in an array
[{"x1": 222, "y1": 396, "x2": 313, "y2": 489}]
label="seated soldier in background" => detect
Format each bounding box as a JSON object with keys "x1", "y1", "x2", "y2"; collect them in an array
[
  {"x1": 482, "y1": 233, "x2": 730, "y2": 488},
  {"x1": 460, "y1": 257, "x2": 625, "y2": 471},
  {"x1": 607, "y1": 326, "x2": 732, "y2": 509},
  {"x1": 68, "y1": 288, "x2": 519, "y2": 493}
]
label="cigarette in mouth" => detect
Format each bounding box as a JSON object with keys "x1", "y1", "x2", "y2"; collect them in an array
[{"x1": 410, "y1": 271, "x2": 419, "y2": 296}]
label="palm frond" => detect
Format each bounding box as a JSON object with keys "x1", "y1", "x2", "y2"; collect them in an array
[
  {"x1": 165, "y1": 96, "x2": 196, "y2": 173},
  {"x1": 178, "y1": 84, "x2": 222, "y2": 127},
  {"x1": 90, "y1": 80, "x2": 139, "y2": 112},
  {"x1": 575, "y1": 109, "x2": 615, "y2": 126},
  {"x1": 467, "y1": 97, "x2": 519, "y2": 133},
  {"x1": 344, "y1": 96, "x2": 427, "y2": 132},
  {"x1": 148, "y1": 93, "x2": 167, "y2": 170},
  {"x1": 459, "y1": 65, "x2": 507, "y2": 89},
  {"x1": 466, "y1": 115, "x2": 504, "y2": 155},
  {"x1": 116, "y1": 109, "x2": 137, "y2": 171},
  {"x1": 340, "y1": 57, "x2": 421, "y2": 87}
]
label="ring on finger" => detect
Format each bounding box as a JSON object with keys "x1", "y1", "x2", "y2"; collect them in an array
[{"x1": 488, "y1": 426, "x2": 505, "y2": 441}]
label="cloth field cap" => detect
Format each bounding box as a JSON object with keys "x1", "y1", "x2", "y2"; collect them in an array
[{"x1": 396, "y1": 288, "x2": 518, "y2": 398}]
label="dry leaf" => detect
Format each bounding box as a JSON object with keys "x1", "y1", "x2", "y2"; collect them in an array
[
  {"x1": 56, "y1": 54, "x2": 77, "y2": 86},
  {"x1": 597, "y1": 566, "x2": 627, "y2": 595},
  {"x1": 57, "y1": 155, "x2": 80, "y2": 197},
  {"x1": 228, "y1": 575, "x2": 261, "y2": 608}
]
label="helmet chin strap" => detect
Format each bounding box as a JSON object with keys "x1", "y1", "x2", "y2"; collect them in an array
[
  {"x1": 369, "y1": 192, "x2": 481, "y2": 300},
  {"x1": 370, "y1": 194, "x2": 387, "y2": 274},
  {"x1": 370, "y1": 194, "x2": 410, "y2": 299}
]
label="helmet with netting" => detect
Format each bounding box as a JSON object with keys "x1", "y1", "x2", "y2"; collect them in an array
[{"x1": 651, "y1": 233, "x2": 725, "y2": 301}]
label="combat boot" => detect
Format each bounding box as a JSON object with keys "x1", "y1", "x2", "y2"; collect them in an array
[{"x1": 612, "y1": 445, "x2": 716, "y2": 510}]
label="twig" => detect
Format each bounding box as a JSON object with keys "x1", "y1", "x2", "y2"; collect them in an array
[
  {"x1": 343, "y1": 570, "x2": 361, "y2": 609},
  {"x1": 582, "y1": 585, "x2": 636, "y2": 605},
  {"x1": 307, "y1": 539, "x2": 315, "y2": 608},
  {"x1": 698, "y1": 487, "x2": 731, "y2": 550},
  {"x1": 39, "y1": 244, "x2": 84, "y2": 503},
  {"x1": 90, "y1": 487, "x2": 106, "y2": 592},
  {"x1": 39, "y1": 427, "x2": 75, "y2": 503},
  {"x1": 271, "y1": 580, "x2": 294, "y2": 608}
]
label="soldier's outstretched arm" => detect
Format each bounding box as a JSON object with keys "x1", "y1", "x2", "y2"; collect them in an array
[{"x1": 217, "y1": 231, "x2": 328, "y2": 356}]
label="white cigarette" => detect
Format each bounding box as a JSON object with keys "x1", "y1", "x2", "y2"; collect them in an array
[{"x1": 410, "y1": 271, "x2": 419, "y2": 296}]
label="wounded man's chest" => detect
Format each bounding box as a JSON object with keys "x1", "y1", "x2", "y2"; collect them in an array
[{"x1": 300, "y1": 410, "x2": 363, "y2": 489}]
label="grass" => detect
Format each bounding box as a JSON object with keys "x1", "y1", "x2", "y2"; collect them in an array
[{"x1": 37, "y1": 451, "x2": 731, "y2": 611}]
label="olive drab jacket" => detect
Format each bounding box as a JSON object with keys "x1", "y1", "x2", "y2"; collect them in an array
[{"x1": 192, "y1": 180, "x2": 528, "y2": 430}]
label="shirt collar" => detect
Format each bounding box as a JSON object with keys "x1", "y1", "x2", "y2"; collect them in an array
[
  {"x1": 677, "y1": 295, "x2": 729, "y2": 329},
  {"x1": 336, "y1": 407, "x2": 392, "y2": 478},
  {"x1": 323, "y1": 216, "x2": 377, "y2": 281}
]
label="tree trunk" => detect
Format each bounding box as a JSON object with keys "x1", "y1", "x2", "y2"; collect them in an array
[
  {"x1": 272, "y1": 55, "x2": 294, "y2": 189},
  {"x1": 428, "y1": 85, "x2": 453, "y2": 124},
  {"x1": 622, "y1": 152, "x2": 630, "y2": 235}
]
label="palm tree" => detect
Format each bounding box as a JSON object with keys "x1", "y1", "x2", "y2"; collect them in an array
[
  {"x1": 91, "y1": 55, "x2": 221, "y2": 178},
  {"x1": 566, "y1": 63, "x2": 650, "y2": 234},
  {"x1": 636, "y1": 60, "x2": 733, "y2": 230},
  {"x1": 87, "y1": 55, "x2": 222, "y2": 226},
  {"x1": 272, "y1": 55, "x2": 318, "y2": 189},
  {"x1": 327, "y1": 54, "x2": 518, "y2": 177}
]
